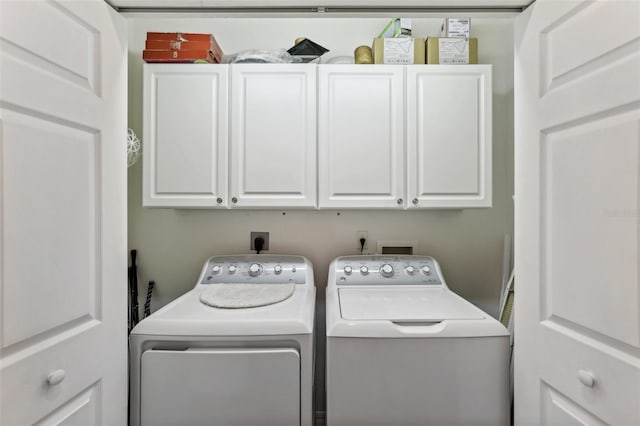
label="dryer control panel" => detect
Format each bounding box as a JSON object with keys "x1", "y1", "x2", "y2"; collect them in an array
[
  {"x1": 333, "y1": 255, "x2": 443, "y2": 286},
  {"x1": 199, "y1": 255, "x2": 310, "y2": 285}
]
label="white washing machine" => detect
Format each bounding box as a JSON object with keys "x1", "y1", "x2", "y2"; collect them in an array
[
  {"x1": 326, "y1": 255, "x2": 509, "y2": 426},
  {"x1": 130, "y1": 255, "x2": 315, "y2": 426}
]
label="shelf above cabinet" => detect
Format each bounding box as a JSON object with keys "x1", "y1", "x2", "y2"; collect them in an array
[{"x1": 107, "y1": 0, "x2": 532, "y2": 12}]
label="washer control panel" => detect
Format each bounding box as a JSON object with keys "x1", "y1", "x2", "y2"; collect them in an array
[
  {"x1": 334, "y1": 255, "x2": 442, "y2": 285},
  {"x1": 200, "y1": 255, "x2": 308, "y2": 285}
]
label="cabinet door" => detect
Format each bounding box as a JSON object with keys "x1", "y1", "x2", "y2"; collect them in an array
[
  {"x1": 230, "y1": 64, "x2": 316, "y2": 208},
  {"x1": 143, "y1": 64, "x2": 228, "y2": 208},
  {"x1": 407, "y1": 65, "x2": 492, "y2": 208},
  {"x1": 318, "y1": 65, "x2": 405, "y2": 209}
]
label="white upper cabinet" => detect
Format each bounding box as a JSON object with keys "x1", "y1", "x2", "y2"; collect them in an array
[
  {"x1": 319, "y1": 64, "x2": 491, "y2": 209},
  {"x1": 407, "y1": 65, "x2": 492, "y2": 208},
  {"x1": 143, "y1": 64, "x2": 229, "y2": 208},
  {"x1": 318, "y1": 65, "x2": 405, "y2": 209},
  {"x1": 230, "y1": 64, "x2": 317, "y2": 208},
  {"x1": 143, "y1": 63, "x2": 490, "y2": 210}
]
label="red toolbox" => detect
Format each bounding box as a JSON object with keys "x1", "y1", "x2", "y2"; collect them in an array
[{"x1": 143, "y1": 32, "x2": 224, "y2": 63}]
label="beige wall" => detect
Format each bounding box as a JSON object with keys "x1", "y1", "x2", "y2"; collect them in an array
[
  {"x1": 125, "y1": 12, "x2": 514, "y2": 414},
  {"x1": 126, "y1": 13, "x2": 514, "y2": 312}
]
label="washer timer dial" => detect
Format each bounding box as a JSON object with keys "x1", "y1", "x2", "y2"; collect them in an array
[{"x1": 248, "y1": 263, "x2": 263, "y2": 277}]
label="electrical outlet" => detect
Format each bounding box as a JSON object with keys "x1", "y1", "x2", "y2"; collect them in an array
[
  {"x1": 250, "y1": 232, "x2": 269, "y2": 251},
  {"x1": 356, "y1": 230, "x2": 368, "y2": 253}
]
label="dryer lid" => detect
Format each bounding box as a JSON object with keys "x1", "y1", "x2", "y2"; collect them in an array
[{"x1": 338, "y1": 287, "x2": 485, "y2": 321}]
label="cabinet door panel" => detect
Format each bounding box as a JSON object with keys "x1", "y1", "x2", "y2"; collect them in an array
[
  {"x1": 319, "y1": 65, "x2": 404, "y2": 209},
  {"x1": 143, "y1": 64, "x2": 228, "y2": 208},
  {"x1": 407, "y1": 65, "x2": 491, "y2": 208},
  {"x1": 230, "y1": 64, "x2": 316, "y2": 208}
]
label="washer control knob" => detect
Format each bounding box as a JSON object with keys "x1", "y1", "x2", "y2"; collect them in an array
[
  {"x1": 228, "y1": 265, "x2": 237, "y2": 274},
  {"x1": 274, "y1": 264, "x2": 283, "y2": 274},
  {"x1": 380, "y1": 264, "x2": 394, "y2": 277},
  {"x1": 360, "y1": 266, "x2": 369, "y2": 275},
  {"x1": 248, "y1": 263, "x2": 262, "y2": 277},
  {"x1": 421, "y1": 265, "x2": 432, "y2": 275},
  {"x1": 212, "y1": 265, "x2": 221, "y2": 274},
  {"x1": 344, "y1": 266, "x2": 353, "y2": 275},
  {"x1": 405, "y1": 266, "x2": 416, "y2": 275}
]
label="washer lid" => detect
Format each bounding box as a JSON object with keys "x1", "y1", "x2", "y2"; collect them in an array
[{"x1": 338, "y1": 287, "x2": 485, "y2": 321}]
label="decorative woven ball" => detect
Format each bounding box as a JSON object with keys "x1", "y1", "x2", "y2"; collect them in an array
[{"x1": 127, "y1": 128, "x2": 141, "y2": 168}]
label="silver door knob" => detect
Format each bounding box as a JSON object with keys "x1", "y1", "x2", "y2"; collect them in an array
[
  {"x1": 396, "y1": 198, "x2": 403, "y2": 205},
  {"x1": 216, "y1": 197, "x2": 223, "y2": 204},
  {"x1": 231, "y1": 197, "x2": 238, "y2": 204},
  {"x1": 412, "y1": 198, "x2": 419, "y2": 205}
]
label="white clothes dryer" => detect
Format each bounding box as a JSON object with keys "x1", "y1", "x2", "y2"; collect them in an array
[
  {"x1": 326, "y1": 255, "x2": 509, "y2": 426},
  {"x1": 130, "y1": 255, "x2": 315, "y2": 426}
]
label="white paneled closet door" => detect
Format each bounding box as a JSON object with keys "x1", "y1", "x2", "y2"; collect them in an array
[
  {"x1": 514, "y1": 0, "x2": 640, "y2": 424},
  {"x1": 0, "y1": 0, "x2": 127, "y2": 424}
]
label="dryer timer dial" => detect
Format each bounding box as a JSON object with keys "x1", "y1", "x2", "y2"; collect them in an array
[{"x1": 380, "y1": 264, "x2": 394, "y2": 277}]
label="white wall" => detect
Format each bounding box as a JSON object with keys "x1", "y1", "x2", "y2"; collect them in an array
[{"x1": 125, "y1": 11, "x2": 515, "y2": 415}]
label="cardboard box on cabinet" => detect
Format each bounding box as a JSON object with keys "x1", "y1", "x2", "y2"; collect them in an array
[
  {"x1": 372, "y1": 37, "x2": 425, "y2": 64},
  {"x1": 426, "y1": 37, "x2": 478, "y2": 64},
  {"x1": 440, "y1": 18, "x2": 471, "y2": 38}
]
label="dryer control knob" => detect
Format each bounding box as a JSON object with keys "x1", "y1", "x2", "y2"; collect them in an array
[
  {"x1": 421, "y1": 265, "x2": 431, "y2": 275},
  {"x1": 405, "y1": 266, "x2": 416, "y2": 275},
  {"x1": 212, "y1": 265, "x2": 222, "y2": 274},
  {"x1": 344, "y1": 266, "x2": 353, "y2": 275},
  {"x1": 274, "y1": 265, "x2": 283, "y2": 274},
  {"x1": 360, "y1": 266, "x2": 369, "y2": 275},
  {"x1": 380, "y1": 264, "x2": 394, "y2": 277},
  {"x1": 248, "y1": 263, "x2": 262, "y2": 277},
  {"x1": 228, "y1": 265, "x2": 237, "y2": 274}
]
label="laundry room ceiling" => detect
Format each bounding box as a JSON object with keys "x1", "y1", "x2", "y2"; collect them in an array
[{"x1": 106, "y1": 0, "x2": 534, "y2": 12}]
